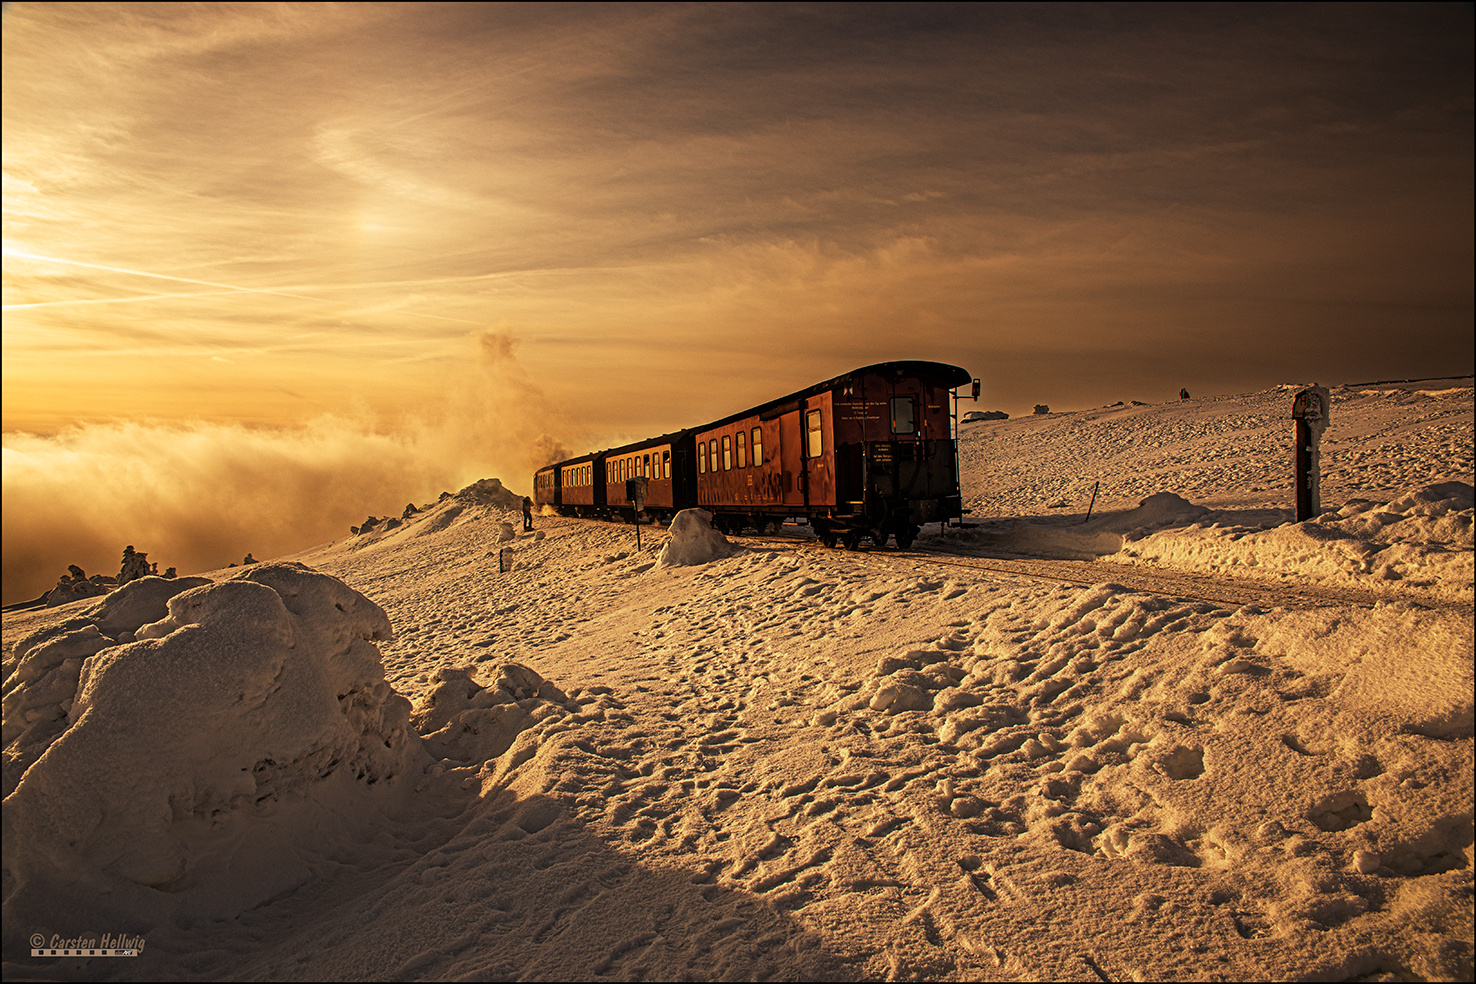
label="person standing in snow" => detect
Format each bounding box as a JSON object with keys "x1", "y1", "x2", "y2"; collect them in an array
[{"x1": 522, "y1": 496, "x2": 533, "y2": 531}]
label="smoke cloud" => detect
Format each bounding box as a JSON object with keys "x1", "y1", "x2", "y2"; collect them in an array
[{"x1": 2, "y1": 331, "x2": 580, "y2": 605}]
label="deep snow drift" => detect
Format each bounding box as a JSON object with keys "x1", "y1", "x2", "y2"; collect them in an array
[
  {"x1": 3, "y1": 379, "x2": 1472, "y2": 981},
  {"x1": 4, "y1": 566, "x2": 427, "y2": 928}
]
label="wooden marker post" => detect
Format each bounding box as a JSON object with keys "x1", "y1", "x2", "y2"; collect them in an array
[
  {"x1": 1291, "y1": 385, "x2": 1330, "y2": 521},
  {"x1": 627, "y1": 476, "x2": 649, "y2": 551}
]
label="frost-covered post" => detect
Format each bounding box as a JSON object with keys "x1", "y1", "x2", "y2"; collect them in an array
[{"x1": 1291, "y1": 385, "x2": 1330, "y2": 521}]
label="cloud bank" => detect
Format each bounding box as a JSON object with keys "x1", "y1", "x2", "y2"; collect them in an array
[{"x1": 2, "y1": 331, "x2": 576, "y2": 605}]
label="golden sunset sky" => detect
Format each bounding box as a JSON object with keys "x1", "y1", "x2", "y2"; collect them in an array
[
  {"x1": 1, "y1": 3, "x2": 1472, "y2": 603},
  {"x1": 6, "y1": 2, "x2": 1472, "y2": 430}
]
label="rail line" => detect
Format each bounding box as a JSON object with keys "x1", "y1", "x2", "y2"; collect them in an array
[{"x1": 738, "y1": 531, "x2": 1470, "y2": 614}]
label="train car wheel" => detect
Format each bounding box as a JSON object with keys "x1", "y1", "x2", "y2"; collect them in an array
[
  {"x1": 814, "y1": 521, "x2": 837, "y2": 548},
  {"x1": 871, "y1": 528, "x2": 889, "y2": 548},
  {"x1": 896, "y1": 525, "x2": 919, "y2": 550},
  {"x1": 843, "y1": 531, "x2": 862, "y2": 550}
]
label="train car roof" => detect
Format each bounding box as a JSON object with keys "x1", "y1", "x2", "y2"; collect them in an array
[
  {"x1": 541, "y1": 361, "x2": 971, "y2": 471},
  {"x1": 694, "y1": 360, "x2": 973, "y2": 431},
  {"x1": 596, "y1": 430, "x2": 692, "y2": 458}
]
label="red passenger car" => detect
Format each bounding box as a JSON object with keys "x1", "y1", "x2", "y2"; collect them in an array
[
  {"x1": 535, "y1": 361, "x2": 976, "y2": 548},
  {"x1": 691, "y1": 362, "x2": 972, "y2": 547},
  {"x1": 603, "y1": 434, "x2": 682, "y2": 515}
]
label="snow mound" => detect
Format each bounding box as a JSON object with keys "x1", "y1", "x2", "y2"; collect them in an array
[
  {"x1": 3, "y1": 574, "x2": 213, "y2": 795},
  {"x1": 1109, "y1": 491, "x2": 1211, "y2": 531},
  {"x1": 4, "y1": 562, "x2": 424, "y2": 918},
  {"x1": 866, "y1": 648, "x2": 968, "y2": 714},
  {"x1": 458, "y1": 477, "x2": 525, "y2": 510},
  {"x1": 88, "y1": 573, "x2": 217, "y2": 639},
  {"x1": 393, "y1": 477, "x2": 524, "y2": 539},
  {"x1": 657, "y1": 509, "x2": 736, "y2": 568},
  {"x1": 412, "y1": 662, "x2": 573, "y2": 764},
  {"x1": 1116, "y1": 482, "x2": 1474, "y2": 597}
]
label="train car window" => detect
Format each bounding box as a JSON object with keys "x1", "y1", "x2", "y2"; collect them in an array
[
  {"x1": 698, "y1": 446, "x2": 706, "y2": 474},
  {"x1": 643, "y1": 453, "x2": 650, "y2": 476},
  {"x1": 663, "y1": 450, "x2": 671, "y2": 478},
  {"x1": 709, "y1": 439, "x2": 718, "y2": 472},
  {"x1": 736, "y1": 430, "x2": 747, "y2": 468},
  {"x1": 891, "y1": 397, "x2": 915, "y2": 434},
  {"x1": 722, "y1": 435, "x2": 732, "y2": 470},
  {"x1": 752, "y1": 427, "x2": 762, "y2": 466},
  {"x1": 807, "y1": 409, "x2": 822, "y2": 458}
]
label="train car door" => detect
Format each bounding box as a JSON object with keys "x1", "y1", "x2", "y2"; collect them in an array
[
  {"x1": 779, "y1": 408, "x2": 805, "y2": 508},
  {"x1": 805, "y1": 391, "x2": 836, "y2": 506}
]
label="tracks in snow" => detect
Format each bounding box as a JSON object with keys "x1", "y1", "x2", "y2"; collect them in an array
[{"x1": 729, "y1": 534, "x2": 1469, "y2": 614}]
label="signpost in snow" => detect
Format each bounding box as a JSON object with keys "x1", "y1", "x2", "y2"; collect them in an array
[
  {"x1": 626, "y1": 477, "x2": 649, "y2": 551},
  {"x1": 1291, "y1": 385, "x2": 1330, "y2": 521}
]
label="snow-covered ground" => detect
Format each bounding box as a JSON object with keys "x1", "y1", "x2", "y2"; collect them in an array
[{"x1": 4, "y1": 380, "x2": 1472, "y2": 981}]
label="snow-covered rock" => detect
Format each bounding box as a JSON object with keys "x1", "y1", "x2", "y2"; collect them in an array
[
  {"x1": 656, "y1": 508, "x2": 736, "y2": 568},
  {"x1": 4, "y1": 563, "x2": 424, "y2": 919}
]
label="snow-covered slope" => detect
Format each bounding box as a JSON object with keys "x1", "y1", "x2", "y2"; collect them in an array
[{"x1": 3, "y1": 381, "x2": 1472, "y2": 981}]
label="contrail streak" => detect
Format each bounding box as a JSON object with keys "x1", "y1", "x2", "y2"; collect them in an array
[
  {"x1": 2, "y1": 248, "x2": 486, "y2": 323},
  {"x1": 2, "y1": 248, "x2": 323, "y2": 301},
  {"x1": 3, "y1": 290, "x2": 240, "y2": 310}
]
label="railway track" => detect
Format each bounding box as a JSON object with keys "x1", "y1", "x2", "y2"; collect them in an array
[{"x1": 736, "y1": 531, "x2": 1471, "y2": 614}]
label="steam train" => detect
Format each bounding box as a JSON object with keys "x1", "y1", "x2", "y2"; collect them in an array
[{"x1": 533, "y1": 361, "x2": 977, "y2": 549}]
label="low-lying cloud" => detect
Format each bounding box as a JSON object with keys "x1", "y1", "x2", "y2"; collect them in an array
[{"x1": 2, "y1": 331, "x2": 578, "y2": 606}]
